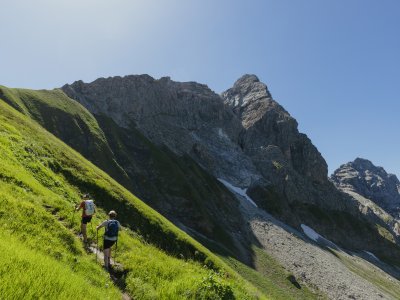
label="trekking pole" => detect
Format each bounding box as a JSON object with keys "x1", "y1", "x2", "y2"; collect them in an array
[
  {"x1": 114, "y1": 239, "x2": 118, "y2": 265},
  {"x1": 96, "y1": 229, "x2": 99, "y2": 264},
  {"x1": 70, "y1": 205, "x2": 76, "y2": 227},
  {"x1": 90, "y1": 222, "x2": 95, "y2": 243}
]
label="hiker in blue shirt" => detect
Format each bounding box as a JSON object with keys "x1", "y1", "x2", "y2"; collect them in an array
[{"x1": 97, "y1": 210, "x2": 121, "y2": 271}]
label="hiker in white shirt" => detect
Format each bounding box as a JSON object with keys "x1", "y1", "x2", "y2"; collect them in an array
[{"x1": 76, "y1": 194, "x2": 96, "y2": 244}]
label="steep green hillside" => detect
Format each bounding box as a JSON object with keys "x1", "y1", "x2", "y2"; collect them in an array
[
  {"x1": 0, "y1": 86, "x2": 133, "y2": 189},
  {"x1": 0, "y1": 99, "x2": 265, "y2": 299},
  {"x1": 0, "y1": 85, "x2": 251, "y2": 263}
]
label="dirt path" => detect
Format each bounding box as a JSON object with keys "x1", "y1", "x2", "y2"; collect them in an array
[
  {"x1": 45, "y1": 205, "x2": 131, "y2": 299},
  {"x1": 86, "y1": 243, "x2": 131, "y2": 300}
]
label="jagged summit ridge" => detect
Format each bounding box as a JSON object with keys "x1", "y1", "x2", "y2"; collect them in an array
[
  {"x1": 63, "y1": 73, "x2": 330, "y2": 201},
  {"x1": 62, "y1": 74, "x2": 218, "y2": 129},
  {"x1": 63, "y1": 74, "x2": 261, "y2": 187}
]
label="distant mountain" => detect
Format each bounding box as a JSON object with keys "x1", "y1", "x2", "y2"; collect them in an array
[{"x1": 331, "y1": 158, "x2": 400, "y2": 216}]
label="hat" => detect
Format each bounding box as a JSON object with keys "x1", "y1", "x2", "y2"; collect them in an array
[{"x1": 108, "y1": 210, "x2": 117, "y2": 218}]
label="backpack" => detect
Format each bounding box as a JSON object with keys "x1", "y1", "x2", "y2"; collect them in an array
[
  {"x1": 105, "y1": 220, "x2": 119, "y2": 238},
  {"x1": 84, "y1": 200, "x2": 95, "y2": 216}
]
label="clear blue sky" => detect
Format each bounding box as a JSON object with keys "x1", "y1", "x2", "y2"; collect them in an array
[{"x1": 1, "y1": 0, "x2": 399, "y2": 176}]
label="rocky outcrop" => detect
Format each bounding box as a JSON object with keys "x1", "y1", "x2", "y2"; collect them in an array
[
  {"x1": 331, "y1": 158, "x2": 400, "y2": 239},
  {"x1": 332, "y1": 158, "x2": 400, "y2": 216}
]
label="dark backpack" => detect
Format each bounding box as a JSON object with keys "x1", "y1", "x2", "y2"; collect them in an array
[{"x1": 105, "y1": 220, "x2": 119, "y2": 238}]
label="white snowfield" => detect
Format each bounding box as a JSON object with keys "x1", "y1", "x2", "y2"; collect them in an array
[
  {"x1": 301, "y1": 224, "x2": 321, "y2": 242},
  {"x1": 300, "y1": 224, "x2": 339, "y2": 249},
  {"x1": 217, "y1": 178, "x2": 258, "y2": 207},
  {"x1": 364, "y1": 251, "x2": 380, "y2": 261}
]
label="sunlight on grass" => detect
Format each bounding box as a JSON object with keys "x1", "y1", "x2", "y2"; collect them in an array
[
  {"x1": 0, "y1": 231, "x2": 120, "y2": 300},
  {"x1": 0, "y1": 98, "x2": 266, "y2": 299}
]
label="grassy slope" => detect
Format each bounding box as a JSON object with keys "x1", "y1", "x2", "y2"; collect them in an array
[
  {"x1": 0, "y1": 86, "x2": 246, "y2": 261},
  {"x1": 0, "y1": 99, "x2": 265, "y2": 299},
  {"x1": 0, "y1": 86, "x2": 133, "y2": 189}
]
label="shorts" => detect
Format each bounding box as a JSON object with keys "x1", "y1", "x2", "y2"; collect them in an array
[
  {"x1": 104, "y1": 239, "x2": 116, "y2": 250},
  {"x1": 81, "y1": 216, "x2": 92, "y2": 224}
]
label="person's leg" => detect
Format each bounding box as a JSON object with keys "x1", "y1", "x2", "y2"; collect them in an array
[
  {"x1": 108, "y1": 248, "x2": 112, "y2": 267},
  {"x1": 104, "y1": 247, "x2": 110, "y2": 269},
  {"x1": 81, "y1": 223, "x2": 87, "y2": 242}
]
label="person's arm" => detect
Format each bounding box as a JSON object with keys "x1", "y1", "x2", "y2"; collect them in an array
[
  {"x1": 75, "y1": 201, "x2": 84, "y2": 212},
  {"x1": 96, "y1": 220, "x2": 107, "y2": 231}
]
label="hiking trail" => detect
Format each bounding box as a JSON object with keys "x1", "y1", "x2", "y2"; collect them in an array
[{"x1": 45, "y1": 205, "x2": 131, "y2": 300}]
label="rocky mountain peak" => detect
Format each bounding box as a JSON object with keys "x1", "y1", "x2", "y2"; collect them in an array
[
  {"x1": 331, "y1": 158, "x2": 400, "y2": 214},
  {"x1": 222, "y1": 74, "x2": 272, "y2": 122},
  {"x1": 221, "y1": 75, "x2": 328, "y2": 186},
  {"x1": 353, "y1": 158, "x2": 385, "y2": 172},
  {"x1": 232, "y1": 74, "x2": 261, "y2": 87}
]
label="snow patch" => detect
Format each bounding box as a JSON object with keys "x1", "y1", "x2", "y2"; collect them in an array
[
  {"x1": 218, "y1": 178, "x2": 258, "y2": 207},
  {"x1": 364, "y1": 251, "x2": 380, "y2": 261},
  {"x1": 301, "y1": 224, "x2": 322, "y2": 242},
  {"x1": 301, "y1": 224, "x2": 340, "y2": 249}
]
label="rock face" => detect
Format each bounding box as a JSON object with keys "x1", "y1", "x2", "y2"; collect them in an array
[
  {"x1": 222, "y1": 75, "x2": 346, "y2": 214},
  {"x1": 62, "y1": 74, "x2": 400, "y2": 264},
  {"x1": 332, "y1": 158, "x2": 400, "y2": 217},
  {"x1": 222, "y1": 75, "x2": 327, "y2": 185},
  {"x1": 62, "y1": 75, "x2": 261, "y2": 187}
]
